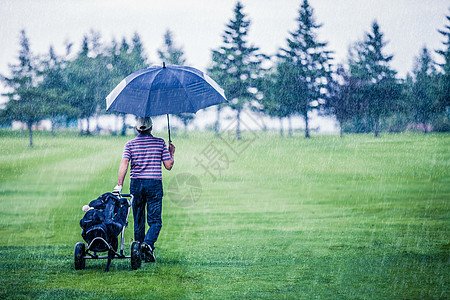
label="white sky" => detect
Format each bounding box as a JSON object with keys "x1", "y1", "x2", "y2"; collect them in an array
[{"x1": 0, "y1": 0, "x2": 448, "y2": 102}]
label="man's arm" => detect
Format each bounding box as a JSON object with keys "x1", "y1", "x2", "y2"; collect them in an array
[
  {"x1": 117, "y1": 158, "x2": 130, "y2": 185},
  {"x1": 163, "y1": 142, "x2": 175, "y2": 170}
]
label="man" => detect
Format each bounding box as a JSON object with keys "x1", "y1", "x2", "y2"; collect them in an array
[{"x1": 113, "y1": 117, "x2": 175, "y2": 262}]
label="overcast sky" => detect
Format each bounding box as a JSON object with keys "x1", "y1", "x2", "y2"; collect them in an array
[{"x1": 1, "y1": 0, "x2": 448, "y2": 81}]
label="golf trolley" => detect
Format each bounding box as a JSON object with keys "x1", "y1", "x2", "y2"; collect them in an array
[{"x1": 74, "y1": 193, "x2": 142, "y2": 272}]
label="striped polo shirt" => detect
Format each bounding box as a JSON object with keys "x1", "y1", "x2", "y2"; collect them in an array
[{"x1": 123, "y1": 133, "x2": 172, "y2": 180}]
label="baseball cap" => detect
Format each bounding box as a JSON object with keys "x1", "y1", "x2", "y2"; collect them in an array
[{"x1": 136, "y1": 117, "x2": 153, "y2": 131}]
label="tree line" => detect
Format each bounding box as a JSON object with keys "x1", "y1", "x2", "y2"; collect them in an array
[{"x1": 1, "y1": 0, "x2": 449, "y2": 146}]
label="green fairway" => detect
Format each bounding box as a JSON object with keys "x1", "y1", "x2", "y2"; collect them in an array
[{"x1": 0, "y1": 130, "x2": 448, "y2": 299}]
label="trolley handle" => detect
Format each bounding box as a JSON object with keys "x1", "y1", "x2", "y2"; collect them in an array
[{"x1": 120, "y1": 194, "x2": 133, "y2": 206}]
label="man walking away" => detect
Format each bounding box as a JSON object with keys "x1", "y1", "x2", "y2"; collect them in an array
[{"x1": 113, "y1": 117, "x2": 175, "y2": 262}]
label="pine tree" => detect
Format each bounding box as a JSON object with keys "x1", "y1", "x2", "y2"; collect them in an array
[
  {"x1": 157, "y1": 29, "x2": 193, "y2": 135},
  {"x1": 1, "y1": 30, "x2": 47, "y2": 147},
  {"x1": 109, "y1": 34, "x2": 148, "y2": 135},
  {"x1": 158, "y1": 30, "x2": 186, "y2": 66},
  {"x1": 257, "y1": 68, "x2": 290, "y2": 136},
  {"x1": 65, "y1": 36, "x2": 96, "y2": 134},
  {"x1": 410, "y1": 47, "x2": 440, "y2": 133},
  {"x1": 65, "y1": 32, "x2": 112, "y2": 135},
  {"x1": 325, "y1": 64, "x2": 356, "y2": 138},
  {"x1": 130, "y1": 33, "x2": 148, "y2": 69},
  {"x1": 434, "y1": 10, "x2": 450, "y2": 131},
  {"x1": 37, "y1": 45, "x2": 76, "y2": 135},
  {"x1": 208, "y1": 44, "x2": 228, "y2": 137},
  {"x1": 277, "y1": 0, "x2": 333, "y2": 138},
  {"x1": 209, "y1": 1, "x2": 265, "y2": 139},
  {"x1": 348, "y1": 21, "x2": 400, "y2": 137}
]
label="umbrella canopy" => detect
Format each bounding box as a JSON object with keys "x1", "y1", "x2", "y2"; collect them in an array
[{"x1": 106, "y1": 64, "x2": 227, "y2": 117}]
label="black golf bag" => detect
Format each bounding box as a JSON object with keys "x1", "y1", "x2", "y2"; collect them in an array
[{"x1": 80, "y1": 193, "x2": 129, "y2": 252}]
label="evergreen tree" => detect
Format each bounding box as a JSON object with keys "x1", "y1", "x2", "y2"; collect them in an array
[
  {"x1": 277, "y1": 0, "x2": 333, "y2": 138},
  {"x1": 111, "y1": 33, "x2": 148, "y2": 79},
  {"x1": 38, "y1": 45, "x2": 76, "y2": 135},
  {"x1": 257, "y1": 68, "x2": 290, "y2": 136},
  {"x1": 344, "y1": 41, "x2": 372, "y2": 133},
  {"x1": 434, "y1": 10, "x2": 450, "y2": 131},
  {"x1": 130, "y1": 32, "x2": 148, "y2": 71},
  {"x1": 158, "y1": 29, "x2": 187, "y2": 65},
  {"x1": 325, "y1": 64, "x2": 356, "y2": 138},
  {"x1": 65, "y1": 36, "x2": 96, "y2": 134},
  {"x1": 157, "y1": 29, "x2": 193, "y2": 135},
  {"x1": 348, "y1": 21, "x2": 400, "y2": 137},
  {"x1": 1, "y1": 30, "x2": 47, "y2": 147},
  {"x1": 381, "y1": 75, "x2": 411, "y2": 133},
  {"x1": 109, "y1": 34, "x2": 148, "y2": 135},
  {"x1": 65, "y1": 32, "x2": 112, "y2": 135},
  {"x1": 410, "y1": 47, "x2": 440, "y2": 133},
  {"x1": 208, "y1": 45, "x2": 228, "y2": 137},
  {"x1": 115, "y1": 38, "x2": 133, "y2": 75},
  {"x1": 209, "y1": 1, "x2": 265, "y2": 139}
]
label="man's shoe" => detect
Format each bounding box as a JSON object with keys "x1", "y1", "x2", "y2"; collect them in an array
[{"x1": 141, "y1": 242, "x2": 156, "y2": 263}]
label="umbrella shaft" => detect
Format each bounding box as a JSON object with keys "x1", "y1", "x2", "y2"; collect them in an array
[{"x1": 167, "y1": 114, "x2": 171, "y2": 142}]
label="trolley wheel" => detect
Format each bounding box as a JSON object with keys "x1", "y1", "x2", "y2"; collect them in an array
[
  {"x1": 130, "y1": 241, "x2": 141, "y2": 270},
  {"x1": 74, "y1": 242, "x2": 86, "y2": 270}
]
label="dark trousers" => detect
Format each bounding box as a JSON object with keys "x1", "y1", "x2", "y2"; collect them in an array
[{"x1": 130, "y1": 178, "x2": 163, "y2": 249}]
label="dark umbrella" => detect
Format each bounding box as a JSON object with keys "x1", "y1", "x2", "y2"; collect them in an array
[{"x1": 106, "y1": 63, "x2": 227, "y2": 141}]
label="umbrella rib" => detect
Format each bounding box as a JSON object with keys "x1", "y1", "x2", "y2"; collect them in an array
[
  {"x1": 145, "y1": 68, "x2": 165, "y2": 116},
  {"x1": 169, "y1": 69, "x2": 197, "y2": 113},
  {"x1": 171, "y1": 66, "x2": 226, "y2": 100}
]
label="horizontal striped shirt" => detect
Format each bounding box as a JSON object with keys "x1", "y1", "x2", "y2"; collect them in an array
[{"x1": 123, "y1": 133, "x2": 172, "y2": 180}]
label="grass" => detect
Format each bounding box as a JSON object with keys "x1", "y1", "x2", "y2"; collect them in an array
[{"x1": 0, "y1": 130, "x2": 448, "y2": 299}]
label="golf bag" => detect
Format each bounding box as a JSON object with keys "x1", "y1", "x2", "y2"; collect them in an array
[{"x1": 80, "y1": 193, "x2": 129, "y2": 252}]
